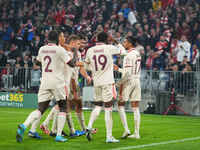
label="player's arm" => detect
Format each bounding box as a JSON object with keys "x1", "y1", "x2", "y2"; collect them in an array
[
  {"x1": 114, "y1": 64, "x2": 123, "y2": 73},
  {"x1": 79, "y1": 66, "x2": 92, "y2": 84},
  {"x1": 35, "y1": 60, "x2": 41, "y2": 67},
  {"x1": 83, "y1": 48, "x2": 91, "y2": 70},
  {"x1": 109, "y1": 37, "x2": 127, "y2": 55},
  {"x1": 114, "y1": 56, "x2": 132, "y2": 86},
  {"x1": 35, "y1": 49, "x2": 42, "y2": 67},
  {"x1": 67, "y1": 49, "x2": 84, "y2": 67}
]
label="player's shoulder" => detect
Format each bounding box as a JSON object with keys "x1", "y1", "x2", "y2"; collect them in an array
[
  {"x1": 39, "y1": 45, "x2": 47, "y2": 50},
  {"x1": 57, "y1": 45, "x2": 66, "y2": 50},
  {"x1": 133, "y1": 50, "x2": 141, "y2": 57},
  {"x1": 130, "y1": 49, "x2": 140, "y2": 57}
]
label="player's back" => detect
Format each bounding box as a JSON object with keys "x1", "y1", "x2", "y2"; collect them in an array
[
  {"x1": 86, "y1": 43, "x2": 117, "y2": 86},
  {"x1": 37, "y1": 43, "x2": 71, "y2": 89},
  {"x1": 123, "y1": 49, "x2": 141, "y2": 79}
]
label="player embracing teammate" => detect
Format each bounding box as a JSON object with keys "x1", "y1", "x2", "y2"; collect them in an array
[
  {"x1": 114, "y1": 36, "x2": 141, "y2": 139},
  {"x1": 16, "y1": 30, "x2": 82, "y2": 142},
  {"x1": 16, "y1": 31, "x2": 142, "y2": 143}
]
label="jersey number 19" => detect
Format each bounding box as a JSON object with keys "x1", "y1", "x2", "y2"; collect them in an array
[{"x1": 93, "y1": 55, "x2": 107, "y2": 71}]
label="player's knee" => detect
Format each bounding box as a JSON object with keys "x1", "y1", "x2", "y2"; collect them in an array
[
  {"x1": 38, "y1": 100, "x2": 50, "y2": 114},
  {"x1": 66, "y1": 102, "x2": 70, "y2": 113},
  {"x1": 118, "y1": 101, "x2": 125, "y2": 106},
  {"x1": 104, "y1": 100, "x2": 113, "y2": 108},
  {"x1": 75, "y1": 106, "x2": 82, "y2": 113},
  {"x1": 58, "y1": 100, "x2": 67, "y2": 112},
  {"x1": 75, "y1": 100, "x2": 82, "y2": 113},
  {"x1": 131, "y1": 101, "x2": 139, "y2": 108},
  {"x1": 54, "y1": 104, "x2": 60, "y2": 110}
]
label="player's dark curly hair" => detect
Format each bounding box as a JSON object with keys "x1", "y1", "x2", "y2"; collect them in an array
[
  {"x1": 67, "y1": 34, "x2": 80, "y2": 43},
  {"x1": 126, "y1": 36, "x2": 137, "y2": 47},
  {"x1": 97, "y1": 31, "x2": 108, "y2": 43},
  {"x1": 48, "y1": 30, "x2": 59, "y2": 43}
]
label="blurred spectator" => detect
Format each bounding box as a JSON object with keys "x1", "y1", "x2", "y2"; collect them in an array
[
  {"x1": 13, "y1": 63, "x2": 23, "y2": 89},
  {"x1": 191, "y1": 44, "x2": 199, "y2": 68},
  {"x1": 22, "y1": 55, "x2": 33, "y2": 67},
  {"x1": 177, "y1": 35, "x2": 191, "y2": 63},
  {"x1": 178, "y1": 56, "x2": 190, "y2": 71},
  {"x1": 0, "y1": 63, "x2": 13, "y2": 89},
  {"x1": 145, "y1": 45, "x2": 155, "y2": 69},
  {"x1": 8, "y1": 43, "x2": 21, "y2": 60},
  {"x1": 0, "y1": 0, "x2": 199, "y2": 73},
  {"x1": 30, "y1": 63, "x2": 41, "y2": 93},
  {"x1": 194, "y1": 33, "x2": 200, "y2": 49},
  {"x1": 153, "y1": 0, "x2": 162, "y2": 11},
  {"x1": 0, "y1": 49, "x2": 7, "y2": 67},
  {"x1": 153, "y1": 35, "x2": 168, "y2": 70},
  {"x1": 118, "y1": 3, "x2": 131, "y2": 19}
]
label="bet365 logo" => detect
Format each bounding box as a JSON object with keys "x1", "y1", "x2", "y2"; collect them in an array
[{"x1": 0, "y1": 93, "x2": 24, "y2": 102}]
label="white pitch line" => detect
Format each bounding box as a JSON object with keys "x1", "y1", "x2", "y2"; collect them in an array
[
  {"x1": 0, "y1": 110, "x2": 30, "y2": 115},
  {"x1": 110, "y1": 136, "x2": 200, "y2": 150}
]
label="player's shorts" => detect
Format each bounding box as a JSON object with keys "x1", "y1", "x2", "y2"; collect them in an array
[
  {"x1": 120, "y1": 79, "x2": 141, "y2": 102},
  {"x1": 94, "y1": 84, "x2": 116, "y2": 103},
  {"x1": 64, "y1": 85, "x2": 70, "y2": 98},
  {"x1": 38, "y1": 87, "x2": 67, "y2": 103}
]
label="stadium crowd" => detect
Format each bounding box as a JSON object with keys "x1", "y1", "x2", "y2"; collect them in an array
[{"x1": 0, "y1": 0, "x2": 200, "y2": 91}]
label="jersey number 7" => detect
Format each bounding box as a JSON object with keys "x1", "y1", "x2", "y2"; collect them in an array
[{"x1": 134, "y1": 59, "x2": 141, "y2": 74}]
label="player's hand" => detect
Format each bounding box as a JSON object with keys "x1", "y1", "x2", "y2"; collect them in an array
[
  {"x1": 119, "y1": 95, "x2": 123, "y2": 100},
  {"x1": 76, "y1": 61, "x2": 84, "y2": 67},
  {"x1": 113, "y1": 64, "x2": 119, "y2": 71},
  {"x1": 86, "y1": 76, "x2": 92, "y2": 85},
  {"x1": 109, "y1": 36, "x2": 118, "y2": 44},
  {"x1": 62, "y1": 44, "x2": 73, "y2": 50}
]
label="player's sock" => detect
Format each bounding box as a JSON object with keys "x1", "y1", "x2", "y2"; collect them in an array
[
  {"x1": 30, "y1": 116, "x2": 42, "y2": 133},
  {"x1": 133, "y1": 107, "x2": 140, "y2": 136},
  {"x1": 87, "y1": 106, "x2": 102, "y2": 129},
  {"x1": 23, "y1": 110, "x2": 41, "y2": 128},
  {"x1": 66, "y1": 113, "x2": 75, "y2": 134},
  {"x1": 76, "y1": 112, "x2": 86, "y2": 131},
  {"x1": 43, "y1": 106, "x2": 57, "y2": 127},
  {"x1": 105, "y1": 107, "x2": 113, "y2": 139},
  {"x1": 57, "y1": 112, "x2": 66, "y2": 136},
  {"x1": 51, "y1": 108, "x2": 59, "y2": 133},
  {"x1": 118, "y1": 106, "x2": 130, "y2": 133}
]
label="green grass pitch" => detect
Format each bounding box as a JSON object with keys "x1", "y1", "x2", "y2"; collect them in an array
[{"x1": 0, "y1": 107, "x2": 200, "y2": 150}]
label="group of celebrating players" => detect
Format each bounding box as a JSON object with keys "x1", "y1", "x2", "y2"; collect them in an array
[{"x1": 16, "y1": 29, "x2": 142, "y2": 143}]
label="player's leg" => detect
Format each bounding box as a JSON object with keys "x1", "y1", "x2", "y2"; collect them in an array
[
  {"x1": 104, "y1": 84, "x2": 119, "y2": 143},
  {"x1": 16, "y1": 89, "x2": 51, "y2": 142},
  {"x1": 128, "y1": 80, "x2": 141, "y2": 139},
  {"x1": 118, "y1": 84, "x2": 131, "y2": 139},
  {"x1": 86, "y1": 102, "x2": 102, "y2": 141},
  {"x1": 28, "y1": 101, "x2": 51, "y2": 139},
  {"x1": 49, "y1": 104, "x2": 60, "y2": 136},
  {"x1": 73, "y1": 82, "x2": 86, "y2": 133},
  {"x1": 74, "y1": 93, "x2": 87, "y2": 136},
  {"x1": 40, "y1": 103, "x2": 58, "y2": 135},
  {"x1": 66, "y1": 94, "x2": 76, "y2": 137},
  {"x1": 128, "y1": 101, "x2": 140, "y2": 139},
  {"x1": 86, "y1": 86, "x2": 102, "y2": 141},
  {"x1": 53, "y1": 88, "x2": 68, "y2": 142}
]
